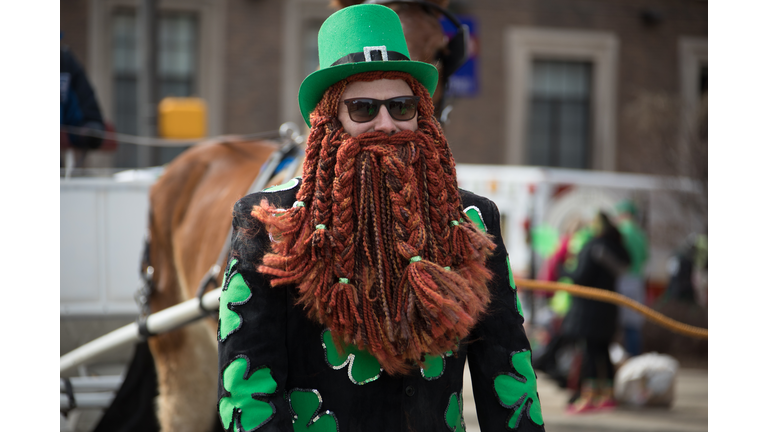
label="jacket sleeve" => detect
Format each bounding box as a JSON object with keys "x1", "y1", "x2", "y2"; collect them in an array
[
  {"x1": 217, "y1": 194, "x2": 292, "y2": 432},
  {"x1": 465, "y1": 198, "x2": 546, "y2": 432}
]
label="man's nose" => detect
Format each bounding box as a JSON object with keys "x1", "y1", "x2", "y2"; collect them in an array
[{"x1": 372, "y1": 106, "x2": 398, "y2": 135}]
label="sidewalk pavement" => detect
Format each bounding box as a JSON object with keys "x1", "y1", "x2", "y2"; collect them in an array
[{"x1": 463, "y1": 366, "x2": 707, "y2": 432}]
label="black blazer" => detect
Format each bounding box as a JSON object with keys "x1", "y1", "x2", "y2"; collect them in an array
[{"x1": 217, "y1": 178, "x2": 546, "y2": 432}]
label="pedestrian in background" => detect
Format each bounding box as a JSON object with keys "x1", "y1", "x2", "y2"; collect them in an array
[
  {"x1": 615, "y1": 200, "x2": 649, "y2": 357},
  {"x1": 61, "y1": 37, "x2": 105, "y2": 166},
  {"x1": 560, "y1": 211, "x2": 630, "y2": 414}
]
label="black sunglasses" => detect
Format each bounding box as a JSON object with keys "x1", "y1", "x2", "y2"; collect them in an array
[{"x1": 342, "y1": 96, "x2": 420, "y2": 123}]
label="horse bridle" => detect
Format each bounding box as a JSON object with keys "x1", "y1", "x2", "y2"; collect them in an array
[{"x1": 364, "y1": 0, "x2": 470, "y2": 117}]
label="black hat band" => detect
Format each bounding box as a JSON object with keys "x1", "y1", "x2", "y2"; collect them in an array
[{"x1": 331, "y1": 47, "x2": 410, "y2": 67}]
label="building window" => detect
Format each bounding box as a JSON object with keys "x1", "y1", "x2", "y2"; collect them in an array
[
  {"x1": 159, "y1": 13, "x2": 198, "y2": 99},
  {"x1": 678, "y1": 37, "x2": 707, "y2": 177},
  {"x1": 504, "y1": 28, "x2": 618, "y2": 170},
  {"x1": 111, "y1": 9, "x2": 199, "y2": 167},
  {"x1": 526, "y1": 60, "x2": 592, "y2": 169},
  {"x1": 112, "y1": 11, "x2": 139, "y2": 137}
]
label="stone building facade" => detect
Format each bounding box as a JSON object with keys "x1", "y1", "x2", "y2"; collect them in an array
[{"x1": 60, "y1": 0, "x2": 706, "y2": 176}]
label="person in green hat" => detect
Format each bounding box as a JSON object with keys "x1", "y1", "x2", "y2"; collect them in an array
[
  {"x1": 217, "y1": 4, "x2": 545, "y2": 431},
  {"x1": 614, "y1": 200, "x2": 649, "y2": 357}
]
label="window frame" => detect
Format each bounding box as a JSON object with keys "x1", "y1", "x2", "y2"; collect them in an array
[
  {"x1": 504, "y1": 27, "x2": 619, "y2": 170},
  {"x1": 87, "y1": 0, "x2": 226, "y2": 136},
  {"x1": 678, "y1": 37, "x2": 707, "y2": 177}
]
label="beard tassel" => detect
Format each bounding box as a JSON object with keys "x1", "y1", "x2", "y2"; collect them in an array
[{"x1": 449, "y1": 222, "x2": 496, "y2": 287}]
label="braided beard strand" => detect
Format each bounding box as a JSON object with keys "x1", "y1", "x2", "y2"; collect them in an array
[{"x1": 252, "y1": 72, "x2": 496, "y2": 374}]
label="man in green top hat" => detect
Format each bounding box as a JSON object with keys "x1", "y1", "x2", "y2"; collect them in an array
[{"x1": 217, "y1": 4, "x2": 546, "y2": 431}]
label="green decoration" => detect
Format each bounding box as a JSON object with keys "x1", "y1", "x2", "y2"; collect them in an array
[
  {"x1": 549, "y1": 291, "x2": 571, "y2": 317},
  {"x1": 568, "y1": 228, "x2": 593, "y2": 256},
  {"x1": 445, "y1": 392, "x2": 465, "y2": 432},
  {"x1": 493, "y1": 350, "x2": 544, "y2": 430},
  {"x1": 219, "y1": 357, "x2": 278, "y2": 431},
  {"x1": 219, "y1": 262, "x2": 251, "y2": 342},
  {"x1": 224, "y1": 258, "x2": 237, "y2": 284},
  {"x1": 262, "y1": 177, "x2": 299, "y2": 193},
  {"x1": 288, "y1": 389, "x2": 339, "y2": 432},
  {"x1": 506, "y1": 257, "x2": 523, "y2": 318},
  {"x1": 530, "y1": 224, "x2": 559, "y2": 259},
  {"x1": 322, "y1": 329, "x2": 381, "y2": 385},
  {"x1": 420, "y1": 351, "x2": 452, "y2": 380},
  {"x1": 410, "y1": 255, "x2": 422, "y2": 263},
  {"x1": 463, "y1": 206, "x2": 487, "y2": 233}
]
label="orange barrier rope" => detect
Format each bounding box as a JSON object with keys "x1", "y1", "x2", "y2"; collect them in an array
[{"x1": 514, "y1": 278, "x2": 708, "y2": 340}]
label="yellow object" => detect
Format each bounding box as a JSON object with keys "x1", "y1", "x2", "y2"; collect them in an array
[{"x1": 158, "y1": 97, "x2": 207, "y2": 139}]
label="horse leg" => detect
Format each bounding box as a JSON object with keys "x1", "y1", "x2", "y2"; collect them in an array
[
  {"x1": 149, "y1": 322, "x2": 219, "y2": 432},
  {"x1": 147, "y1": 159, "x2": 220, "y2": 432},
  {"x1": 147, "y1": 139, "x2": 280, "y2": 431}
]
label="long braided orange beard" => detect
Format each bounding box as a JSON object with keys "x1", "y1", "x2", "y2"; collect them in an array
[{"x1": 253, "y1": 71, "x2": 496, "y2": 375}]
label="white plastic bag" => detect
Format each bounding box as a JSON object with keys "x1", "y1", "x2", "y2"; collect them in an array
[{"x1": 614, "y1": 352, "x2": 679, "y2": 407}]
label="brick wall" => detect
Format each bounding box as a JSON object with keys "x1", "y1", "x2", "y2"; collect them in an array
[
  {"x1": 223, "y1": 0, "x2": 285, "y2": 135},
  {"x1": 442, "y1": 0, "x2": 707, "y2": 175},
  {"x1": 59, "y1": 0, "x2": 707, "y2": 175},
  {"x1": 60, "y1": 0, "x2": 91, "y2": 70}
]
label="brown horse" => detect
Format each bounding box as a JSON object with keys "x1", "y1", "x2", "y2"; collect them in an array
[{"x1": 145, "y1": 1, "x2": 459, "y2": 431}]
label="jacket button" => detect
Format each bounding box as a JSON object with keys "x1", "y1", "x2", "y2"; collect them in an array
[{"x1": 405, "y1": 386, "x2": 415, "y2": 396}]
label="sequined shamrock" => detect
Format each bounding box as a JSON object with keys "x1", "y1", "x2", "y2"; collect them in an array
[
  {"x1": 321, "y1": 329, "x2": 381, "y2": 385},
  {"x1": 493, "y1": 349, "x2": 544, "y2": 430},
  {"x1": 218, "y1": 259, "x2": 252, "y2": 342},
  {"x1": 288, "y1": 388, "x2": 339, "y2": 432},
  {"x1": 219, "y1": 356, "x2": 278, "y2": 431},
  {"x1": 421, "y1": 351, "x2": 453, "y2": 380},
  {"x1": 445, "y1": 392, "x2": 465, "y2": 432}
]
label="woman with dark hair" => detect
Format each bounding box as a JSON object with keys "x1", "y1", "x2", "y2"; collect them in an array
[{"x1": 560, "y1": 211, "x2": 630, "y2": 414}]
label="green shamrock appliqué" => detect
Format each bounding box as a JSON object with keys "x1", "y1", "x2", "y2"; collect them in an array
[
  {"x1": 219, "y1": 356, "x2": 278, "y2": 431},
  {"x1": 463, "y1": 206, "x2": 487, "y2": 233},
  {"x1": 444, "y1": 392, "x2": 465, "y2": 432},
  {"x1": 321, "y1": 329, "x2": 381, "y2": 385},
  {"x1": 262, "y1": 177, "x2": 300, "y2": 193},
  {"x1": 420, "y1": 351, "x2": 453, "y2": 380},
  {"x1": 218, "y1": 259, "x2": 252, "y2": 342},
  {"x1": 493, "y1": 350, "x2": 544, "y2": 430},
  {"x1": 288, "y1": 388, "x2": 339, "y2": 432},
  {"x1": 507, "y1": 257, "x2": 524, "y2": 318}
]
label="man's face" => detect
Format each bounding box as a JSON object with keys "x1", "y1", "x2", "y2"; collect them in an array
[{"x1": 337, "y1": 79, "x2": 419, "y2": 137}]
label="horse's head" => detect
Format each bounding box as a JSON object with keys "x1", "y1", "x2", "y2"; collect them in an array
[{"x1": 331, "y1": 0, "x2": 464, "y2": 120}]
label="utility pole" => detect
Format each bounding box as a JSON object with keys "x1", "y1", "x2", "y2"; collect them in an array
[{"x1": 137, "y1": 0, "x2": 159, "y2": 167}]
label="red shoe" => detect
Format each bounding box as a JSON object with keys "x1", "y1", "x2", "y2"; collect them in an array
[
  {"x1": 593, "y1": 397, "x2": 618, "y2": 411},
  {"x1": 566, "y1": 398, "x2": 596, "y2": 414}
]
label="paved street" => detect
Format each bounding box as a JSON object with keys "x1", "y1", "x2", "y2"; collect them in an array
[{"x1": 463, "y1": 365, "x2": 707, "y2": 432}]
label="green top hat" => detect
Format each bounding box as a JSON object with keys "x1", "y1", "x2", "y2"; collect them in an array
[{"x1": 298, "y1": 4, "x2": 439, "y2": 127}]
